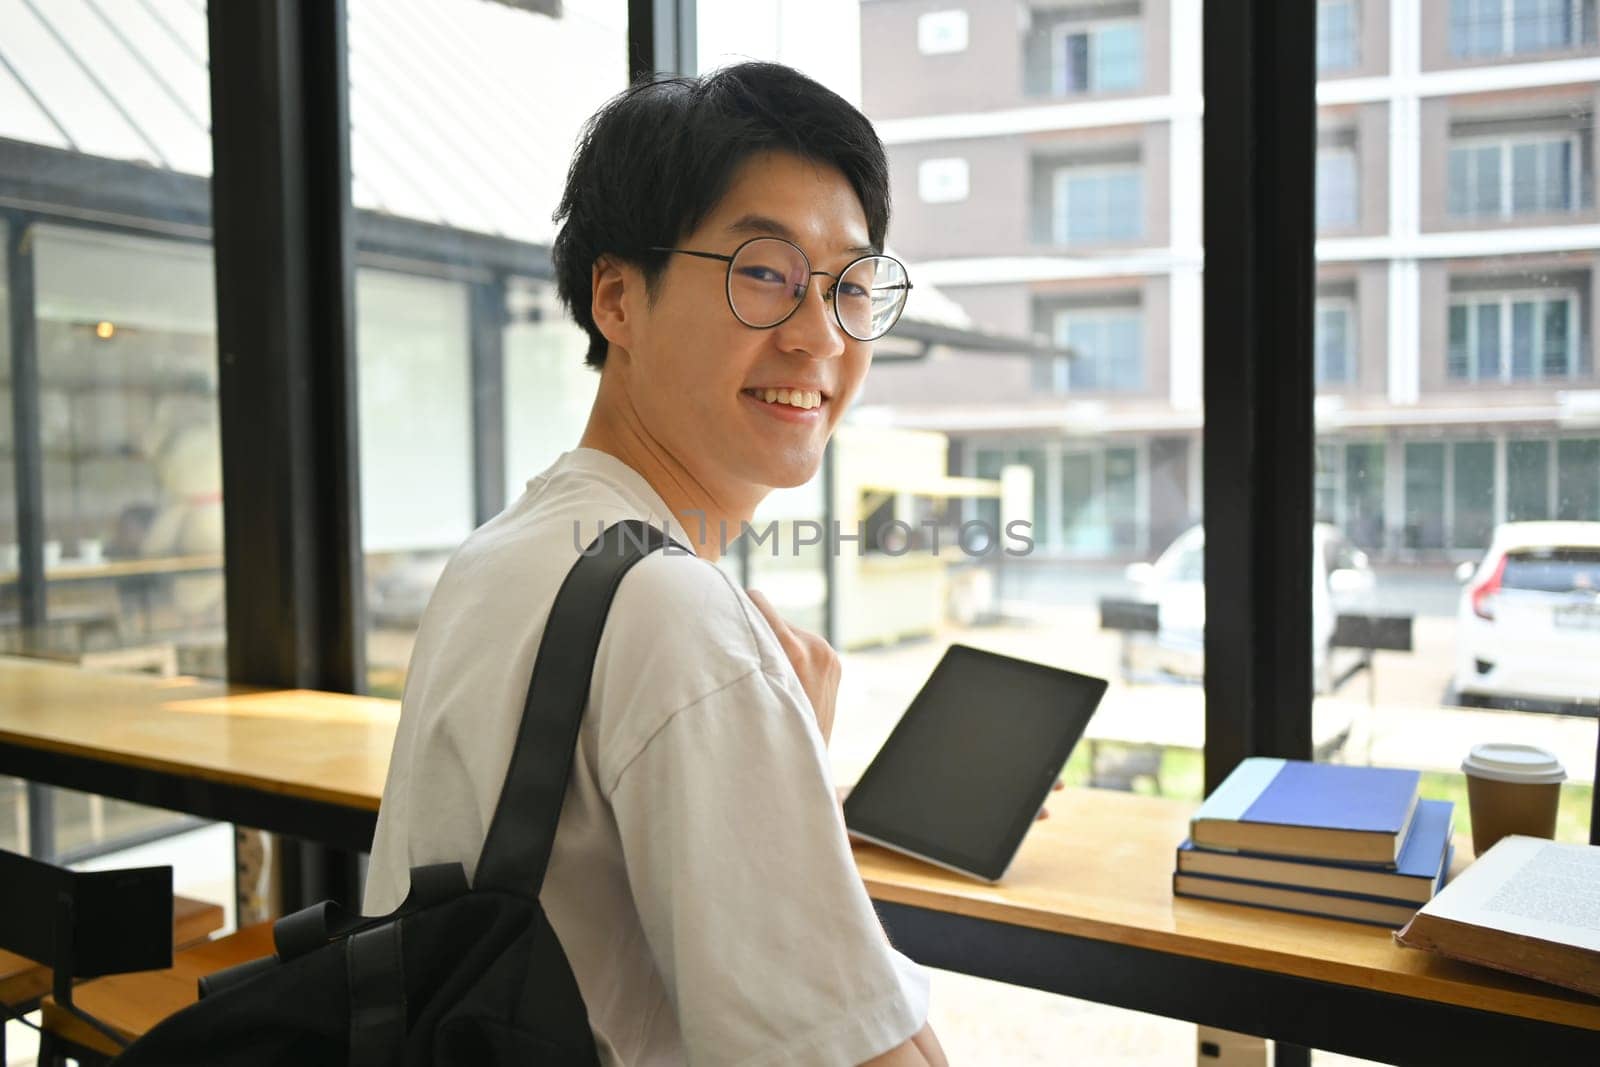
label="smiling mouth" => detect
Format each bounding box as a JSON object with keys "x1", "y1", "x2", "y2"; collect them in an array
[{"x1": 742, "y1": 387, "x2": 826, "y2": 411}]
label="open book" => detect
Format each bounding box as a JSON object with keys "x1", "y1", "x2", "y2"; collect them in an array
[{"x1": 1395, "y1": 835, "x2": 1600, "y2": 999}]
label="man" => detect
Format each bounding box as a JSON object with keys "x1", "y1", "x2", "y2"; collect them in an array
[{"x1": 365, "y1": 61, "x2": 948, "y2": 1066}]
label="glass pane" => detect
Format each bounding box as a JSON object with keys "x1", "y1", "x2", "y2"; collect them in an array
[
  {"x1": 1475, "y1": 301, "x2": 1502, "y2": 379},
  {"x1": 1448, "y1": 304, "x2": 1471, "y2": 377},
  {"x1": 348, "y1": 0, "x2": 628, "y2": 695},
  {"x1": 1546, "y1": 138, "x2": 1573, "y2": 210},
  {"x1": 1317, "y1": 0, "x2": 1357, "y2": 72},
  {"x1": 847, "y1": 0, "x2": 1205, "y2": 835},
  {"x1": 0, "y1": 0, "x2": 230, "y2": 894},
  {"x1": 1473, "y1": 0, "x2": 1507, "y2": 54},
  {"x1": 1542, "y1": 297, "x2": 1572, "y2": 377},
  {"x1": 1557, "y1": 439, "x2": 1600, "y2": 519},
  {"x1": 1511, "y1": 299, "x2": 1536, "y2": 378},
  {"x1": 1059, "y1": 452, "x2": 1096, "y2": 549},
  {"x1": 1316, "y1": 2, "x2": 1599, "y2": 898},
  {"x1": 1107, "y1": 171, "x2": 1143, "y2": 239},
  {"x1": 1473, "y1": 144, "x2": 1502, "y2": 216},
  {"x1": 1448, "y1": 147, "x2": 1471, "y2": 216},
  {"x1": 1107, "y1": 314, "x2": 1144, "y2": 390},
  {"x1": 1316, "y1": 304, "x2": 1351, "y2": 384},
  {"x1": 1404, "y1": 443, "x2": 1447, "y2": 549},
  {"x1": 1452, "y1": 441, "x2": 1496, "y2": 548},
  {"x1": 1105, "y1": 447, "x2": 1139, "y2": 550},
  {"x1": 1344, "y1": 442, "x2": 1386, "y2": 550},
  {"x1": 1316, "y1": 149, "x2": 1358, "y2": 229},
  {"x1": 1063, "y1": 32, "x2": 1090, "y2": 93},
  {"x1": 1507, "y1": 440, "x2": 1552, "y2": 520},
  {"x1": 1093, "y1": 25, "x2": 1142, "y2": 92},
  {"x1": 1511, "y1": 141, "x2": 1540, "y2": 214}
]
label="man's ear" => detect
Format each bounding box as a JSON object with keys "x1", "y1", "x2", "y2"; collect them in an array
[{"x1": 590, "y1": 255, "x2": 633, "y2": 353}]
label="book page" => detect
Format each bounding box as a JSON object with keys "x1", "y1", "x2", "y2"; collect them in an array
[{"x1": 1420, "y1": 836, "x2": 1600, "y2": 952}]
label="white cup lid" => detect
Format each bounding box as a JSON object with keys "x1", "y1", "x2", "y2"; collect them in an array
[{"x1": 1461, "y1": 743, "x2": 1567, "y2": 785}]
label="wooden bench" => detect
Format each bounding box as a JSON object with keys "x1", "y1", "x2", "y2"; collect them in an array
[{"x1": 38, "y1": 922, "x2": 274, "y2": 1062}]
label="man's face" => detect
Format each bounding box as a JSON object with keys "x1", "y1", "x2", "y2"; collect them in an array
[{"x1": 611, "y1": 150, "x2": 875, "y2": 496}]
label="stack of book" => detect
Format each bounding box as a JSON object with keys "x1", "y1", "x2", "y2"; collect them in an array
[{"x1": 1173, "y1": 757, "x2": 1454, "y2": 928}]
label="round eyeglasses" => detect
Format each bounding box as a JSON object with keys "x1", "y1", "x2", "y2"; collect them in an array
[{"x1": 648, "y1": 237, "x2": 913, "y2": 342}]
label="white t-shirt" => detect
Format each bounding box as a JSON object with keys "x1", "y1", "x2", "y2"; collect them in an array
[{"x1": 364, "y1": 447, "x2": 930, "y2": 1066}]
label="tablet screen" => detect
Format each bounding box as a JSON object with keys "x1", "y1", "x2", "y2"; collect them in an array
[{"x1": 843, "y1": 644, "x2": 1106, "y2": 882}]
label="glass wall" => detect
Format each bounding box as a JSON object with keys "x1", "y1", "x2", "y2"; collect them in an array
[
  {"x1": 0, "y1": 0, "x2": 229, "y2": 894},
  {"x1": 834, "y1": 0, "x2": 1204, "y2": 804},
  {"x1": 347, "y1": 0, "x2": 627, "y2": 695},
  {"x1": 1311, "y1": 0, "x2": 1597, "y2": 916},
  {"x1": 702, "y1": 1, "x2": 1203, "y2": 1056}
]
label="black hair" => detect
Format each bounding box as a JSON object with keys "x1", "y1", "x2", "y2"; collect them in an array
[{"x1": 551, "y1": 61, "x2": 891, "y2": 368}]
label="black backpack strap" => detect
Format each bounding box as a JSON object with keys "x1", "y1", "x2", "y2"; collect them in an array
[
  {"x1": 346, "y1": 922, "x2": 406, "y2": 1067},
  {"x1": 473, "y1": 518, "x2": 678, "y2": 894}
]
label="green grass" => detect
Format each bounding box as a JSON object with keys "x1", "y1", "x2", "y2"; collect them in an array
[{"x1": 1072, "y1": 744, "x2": 1594, "y2": 845}]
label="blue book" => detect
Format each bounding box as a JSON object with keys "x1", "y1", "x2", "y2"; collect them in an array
[
  {"x1": 1177, "y1": 800, "x2": 1455, "y2": 903},
  {"x1": 1191, "y1": 758, "x2": 1421, "y2": 867},
  {"x1": 1173, "y1": 844, "x2": 1455, "y2": 930}
]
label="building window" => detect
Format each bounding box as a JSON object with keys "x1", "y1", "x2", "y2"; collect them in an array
[
  {"x1": 1316, "y1": 146, "x2": 1360, "y2": 229},
  {"x1": 1315, "y1": 300, "x2": 1357, "y2": 385},
  {"x1": 1060, "y1": 446, "x2": 1140, "y2": 553},
  {"x1": 1052, "y1": 165, "x2": 1142, "y2": 244},
  {"x1": 1447, "y1": 291, "x2": 1580, "y2": 382},
  {"x1": 1404, "y1": 443, "x2": 1448, "y2": 549},
  {"x1": 974, "y1": 446, "x2": 1050, "y2": 545},
  {"x1": 1450, "y1": 0, "x2": 1590, "y2": 57},
  {"x1": 1052, "y1": 19, "x2": 1142, "y2": 95},
  {"x1": 1318, "y1": 0, "x2": 1360, "y2": 72},
  {"x1": 918, "y1": 157, "x2": 970, "y2": 203},
  {"x1": 1053, "y1": 307, "x2": 1144, "y2": 392},
  {"x1": 918, "y1": 10, "x2": 969, "y2": 55},
  {"x1": 1448, "y1": 134, "x2": 1578, "y2": 218},
  {"x1": 1452, "y1": 440, "x2": 1496, "y2": 548}
]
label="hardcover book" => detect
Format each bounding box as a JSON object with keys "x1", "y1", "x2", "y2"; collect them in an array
[
  {"x1": 1178, "y1": 799, "x2": 1454, "y2": 903},
  {"x1": 1173, "y1": 863, "x2": 1448, "y2": 930},
  {"x1": 1191, "y1": 758, "x2": 1421, "y2": 866}
]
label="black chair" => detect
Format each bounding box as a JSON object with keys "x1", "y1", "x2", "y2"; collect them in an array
[{"x1": 0, "y1": 847, "x2": 173, "y2": 1066}]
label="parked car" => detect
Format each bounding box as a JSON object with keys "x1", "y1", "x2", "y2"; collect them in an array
[
  {"x1": 1452, "y1": 521, "x2": 1600, "y2": 710},
  {"x1": 1120, "y1": 523, "x2": 1376, "y2": 693}
]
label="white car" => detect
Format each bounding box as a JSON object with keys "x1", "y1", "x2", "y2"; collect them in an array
[
  {"x1": 1121, "y1": 523, "x2": 1376, "y2": 693},
  {"x1": 1452, "y1": 521, "x2": 1600, "y2": 710}
]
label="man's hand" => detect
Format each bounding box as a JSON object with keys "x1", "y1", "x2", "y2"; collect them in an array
[{"x1": 747, "y1": 588, "x2": 840, "y2": 746}]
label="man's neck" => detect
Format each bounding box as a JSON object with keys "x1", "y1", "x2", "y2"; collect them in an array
[{"x1": 578, "y1": 397, "x2": 757, "y2": 564}]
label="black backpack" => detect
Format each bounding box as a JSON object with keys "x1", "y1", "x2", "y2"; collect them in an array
[{"x1": 115, "y1": 519, "x2": 680, "y2": 1066}]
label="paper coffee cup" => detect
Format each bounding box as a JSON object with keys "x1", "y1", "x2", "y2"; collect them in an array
[{"x1": 1461, "y1": 743, "x2": 1565, "y2": 857}]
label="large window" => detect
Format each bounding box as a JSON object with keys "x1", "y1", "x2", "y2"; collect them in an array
[
  {"x1": 1317, "y1": 0, "x2": 1596, "y2": 878},
  {"x1": 1450, "y1": 0, "x2": 1592, "y2": 57},
  {"x1": 1052, "y1": 306, "x2": 1145, "y2": 391},
  {"x1": 1052, "y1": 165, "x2": 1144, "y2": 244},
  {"x1": 348, "y1": 0, "x2": 628, "y2": 695},
  {"x1": 1448, "y1": 134, "x2": 1579, "y2": 218},
  {"x1": 0, "y1": 0, "x2": 232, "y2": 879},
  {"x1": 1447, "y1": 289, "x2": 1580, "y2": 381},
  {"x1": 1052, "y1": 18, "x2": 1143, "y2": 95}
]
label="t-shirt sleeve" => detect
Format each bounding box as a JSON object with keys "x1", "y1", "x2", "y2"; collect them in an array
[{"x1": 608, "y1": 667, "x2": 931, "y2": 1067}]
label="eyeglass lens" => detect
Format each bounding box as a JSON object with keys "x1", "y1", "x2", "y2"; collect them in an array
[{"x1": 727, "y1": 238, "x2": 909, "y2": 341}]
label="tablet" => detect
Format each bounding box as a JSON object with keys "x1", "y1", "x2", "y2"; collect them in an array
[{"x1": 842, "y1": 643, "x2": 1107, "y2": 883}]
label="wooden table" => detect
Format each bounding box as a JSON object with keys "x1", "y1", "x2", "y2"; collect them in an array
[
  {"x1": 2, "y1": 656, "x2": 1597, "y2": 1063},
  {"x1": 855, "y1": 788, "x2": 1600, "y2": 1063},
  {"x1": 0, "y1": 657, "x2": 392, "y2": 852},
  {"x1": 0, "y1": 554, "x2": 226, "y2": 586}
]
